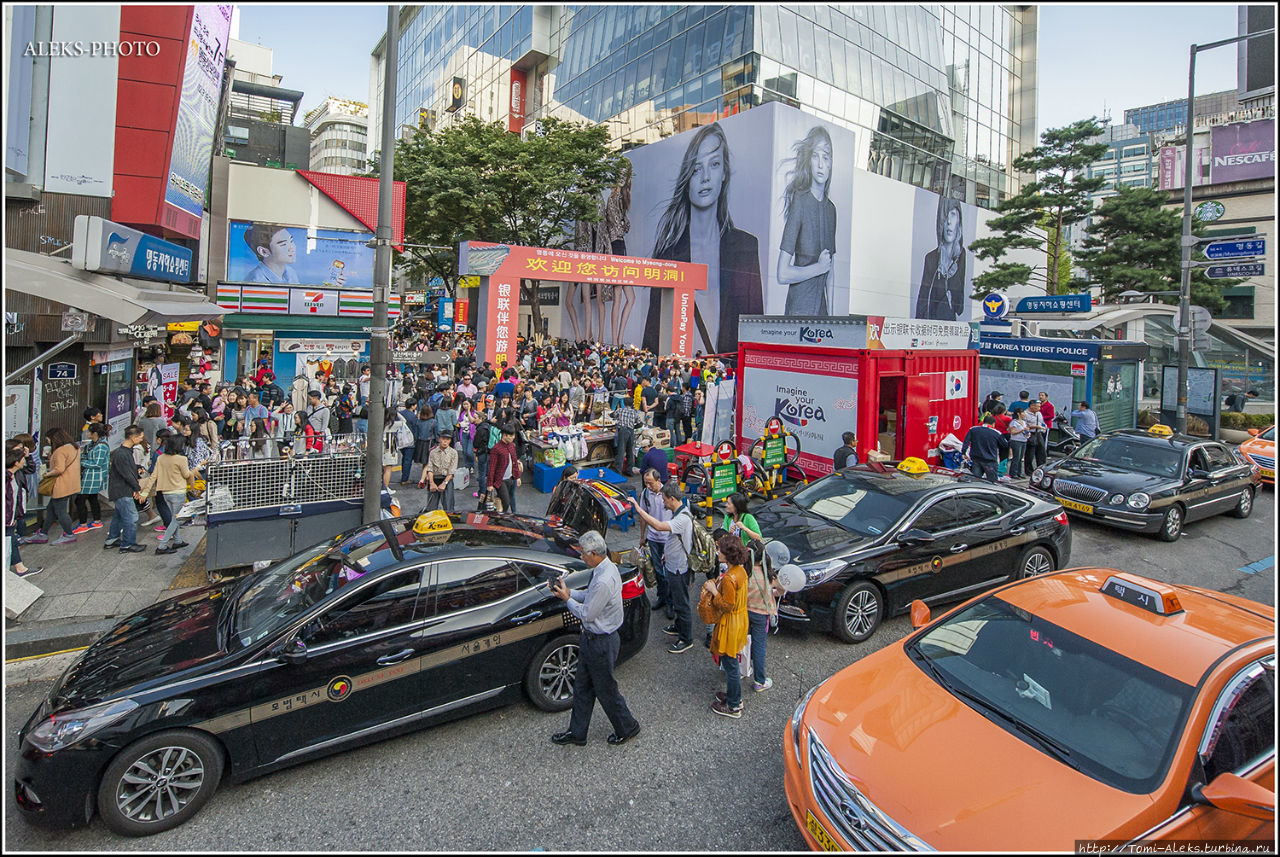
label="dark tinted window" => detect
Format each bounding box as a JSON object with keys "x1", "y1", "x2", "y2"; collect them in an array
[
  {"x1": 1190, "y1": 448, "x2": 1211, "y2": 473},
  {"x1": 992, "y1": 493, "x2": 1030, "y2": 515},
  {"x1": 1205, "y1": 445, "x2": 1236, "y2": 471},
  {"x1": 1203, "y1": 667, "x2": 1274, "y2": 782},
  {"x1": 913, "y1": 498, "x2": 962, "y2": 534},
  {"x1": 954, "y1": 496, "x2": 1003, "y2": 527},
  {"x1": 301, "y1": 568, "x2": 423, "y2": 646},
  {"x1": 431, "y1": 558, "x2": 522, "y2": 614}
]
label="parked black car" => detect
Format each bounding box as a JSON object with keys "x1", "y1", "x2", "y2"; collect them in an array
[
  {"x1": 1031, "y1": 426, "x2": 1260, "y2": 542},
  {"x1": 754, "y1": 462, "x2": 1072, "y2": 644},
  {"x1": 14, "y1": 513, "x2": 649, "y2": 836}
]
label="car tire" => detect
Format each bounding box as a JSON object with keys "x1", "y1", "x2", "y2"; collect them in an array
[
  {"x1": 1017, "y1": 545, "x2": 1056, "y2": 579},
  {"x1": 1229, "y1": 487, "x2": 1255, "y2": 519},
  {"x1": 97, "y1": 729, "x2": 224, "y2": 837},
  {"x1": 526, "y1": 635, "x2": 579, "y2": 712},
  {"x1": 832, "y1": 580, "x2": 883, "y2": 644},
  {"x1": 1157, "y1": 504, "x2": 1184, "y2": 542}
]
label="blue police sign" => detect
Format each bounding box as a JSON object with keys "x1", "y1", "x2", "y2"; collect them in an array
[
  {"x1": 72, "y1": 216, "x2": 192, "y2": 284},
  {"x1": 981, "y1": 294, "x2": 1009, "y2": 320},
  {"x1": 1015, "y1": 294, "x2": 1091, "y2": 314},
  {"x1": 1203, "y1": 238, "x2": 1265, "y2": 260}
]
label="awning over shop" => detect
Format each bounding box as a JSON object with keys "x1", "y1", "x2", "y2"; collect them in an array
[{"x1": 4, "y1": 249, "x2": 225, "y2": 326}]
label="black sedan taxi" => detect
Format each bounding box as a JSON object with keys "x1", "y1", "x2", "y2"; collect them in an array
[
  {"x1": 754, "y1": 459, "x2": 1072, "y2": 644},
  {"x1": 1031, "y1": 425, "x2": 1260, "y2": 542},
  {"x1": 14, "y1": 511, "x2": 650, "y2": 837}
]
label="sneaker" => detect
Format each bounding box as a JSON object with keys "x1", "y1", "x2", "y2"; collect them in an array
[
  {"x1": 142, "y1": 516, "x2": 161, "y2": 527},
  {"x1": 662, "y1": 624, "x2": 679, "y2": 636},
  {"x1": 119, "y1": 544, "x2": 147, "y2": 554},
  {"x1": 24, "y1": 533, "x2": 48, "y2": 544},
  {"x1": 89, "y1": 520, "x2": 104, "y2": 530},
  {"x1": 711, "y1": 700, "x2": 743, "y2": 718},
  {"x1": 51, "y1": 534, "x2": 77, "y2": 545},
  {"x1": 103, "y1": 540, "x2": 119, "y2": 549},
  {"x1": 72, "y1": 524, "x2": 92, "y2": 535},
  {"x1": 14, "y1": 566, "x2": 44, "y2": 578},
  {"x1": 173, "y1": 540, "x2": 189, "y2": 549},
  {"x1": 155, "y1": 545, "x2": 177, "y2": 555},
  {"x1": 668, "y1": 640, "x2": 694, "y2": 654},
  {"x1": 154, "y1": 525, "x2": 167, "y2": 532},
  {"x1": 753, "y1": 677, "x2": 773, "y2": 692}
]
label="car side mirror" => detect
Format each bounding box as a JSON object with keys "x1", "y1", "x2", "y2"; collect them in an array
[
  {"x1": 910, "y1": 599, "x2": 931, "y2": 629},
  {"x1": 897, "y1": 528, "x2": 936, "y2": 545},
  {"x1": 277, "y1": 638, "x2": 308, "y2": 665},
  {"x1": 1187, "y1": 468, "x2": 1210, "y2": 480},
  {"x1": 1194, "y1": 772, "x2": 1275, "y2": 822},
  {"x1": 1248, "y1": 428, "x2": 1260, "y2": 437}
]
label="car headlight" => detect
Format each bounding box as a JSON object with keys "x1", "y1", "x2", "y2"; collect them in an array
[
  {"x1": 1109, "y1": 494, "x2": 1125, "y2": 506},
  {"x1": 1031, "y1": 467, "x2": 1045, "y2": 485},
  {"x1": 791, "y1": 682, "x2": 822, "y2": 763},
  {"x1": 24, "y1": 698, "x2": 138, "y2": 752},
  {"x1": 1127, "y1": 492, "x2": 1150, "y2": 510},
  {"x1": 799, "y1": 559, "x2": 846, "y2": 588}
]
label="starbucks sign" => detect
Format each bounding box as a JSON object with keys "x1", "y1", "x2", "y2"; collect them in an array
[{"x1": 1193, "y1": 200, "x2": 1225, "y2": 223}]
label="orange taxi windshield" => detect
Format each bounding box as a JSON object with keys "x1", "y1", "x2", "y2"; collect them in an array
[{"x1": 904, "y1": 596, "x2": 1195, "y2": 794}]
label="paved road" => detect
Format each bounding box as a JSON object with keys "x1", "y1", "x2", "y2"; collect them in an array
[{"x1": 5, "y1": 490, "x2": 1273, "y2": 850}]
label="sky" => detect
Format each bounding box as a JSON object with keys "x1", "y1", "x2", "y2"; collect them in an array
[{"x1": 234, "y1": 4, "x2": 1246, "y2": 135}]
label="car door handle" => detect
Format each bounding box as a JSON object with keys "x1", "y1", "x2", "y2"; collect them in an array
[
  {"x1": 511, "y1": 610, "x2": 543, "y2": 625},
  {"x1": 950, "y1": 544, "x2": 969, "y2": 553},
  {"x1": 376, "y1": 648, "x2": 414, "y2": 665},
  {"x1": 1009, "y1": 526, "x2": 1026, "y2": 535}
]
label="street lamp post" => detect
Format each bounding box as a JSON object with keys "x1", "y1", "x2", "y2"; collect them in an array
[
  {"x1": 364, "y1": 4, "x2": 399, "y2": 523},
  {"x1": 1175, "y1": 27, "x2": 1273, "y2": 434}
]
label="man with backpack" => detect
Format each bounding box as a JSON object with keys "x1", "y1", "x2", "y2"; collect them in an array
[
  {"x1": 470, "y1": 408, "x2": 498, "y2": 508},
  {"x1": 629, "y1": 482, "x2": 715, "y2": 654},
  {"x1": 664, "y1": 383, "x2": 686, "y2": 446}
]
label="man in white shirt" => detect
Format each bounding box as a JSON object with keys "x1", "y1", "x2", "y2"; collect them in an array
[{"x1": 1022, "y1": 400, "x2": 1048, "y2": 476}]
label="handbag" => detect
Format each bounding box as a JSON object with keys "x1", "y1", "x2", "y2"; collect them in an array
[
  {"x1": 37, "y1": 472, "x2": 57, "y2": 496},
  {"x1": 635, "y1": 543, "x2": 657, "y2": 589},
  {"x1": 696, "y1": 587, "x2": 718, "y2": 626}
]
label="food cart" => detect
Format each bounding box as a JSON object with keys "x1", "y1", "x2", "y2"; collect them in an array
[{"x1": 736, "y1": 315, "x2": 981, "y2": 477}]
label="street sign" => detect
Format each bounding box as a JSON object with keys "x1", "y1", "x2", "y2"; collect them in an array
[
  {"x1": 72, "y1": 216, "x2": 193, "y2": 283},
  {"x1": 61, "y1": 311, "x2": 89, "y2": 332},
  {"x1": 1193, "y1": 200, "x2": 1225, "y2": 222},
  {"x1": 711, "y1": 462, "x2": 737, "y2": 501},
  {"x1": 47, "y1": 362, "x2": 77, "y2": 380},
  {"x1": 1203, "y1": 238, "x2": 1265, "y2": 260},
  {"x1": 1014, "y1": 293, "x2": 1091, "y2": 314},
  {"x1": 981, "y1": 293, "x2": 1009, "y2": 320},
  {"x1": 1188, "y1": 306, "x2": 1212, "y2": 338},
  {"x1": 1206, "y1": 262, "x2": 1265, "y2": 279}
]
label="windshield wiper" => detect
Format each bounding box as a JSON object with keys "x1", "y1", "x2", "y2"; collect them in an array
[{"x1": 909, "y1": 648, "x2": 1082, "y2": 771}]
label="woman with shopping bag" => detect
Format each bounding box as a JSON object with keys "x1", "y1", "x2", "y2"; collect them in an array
[{"x1": 698, "y1": 534, "x2": 751, "y2": 719}]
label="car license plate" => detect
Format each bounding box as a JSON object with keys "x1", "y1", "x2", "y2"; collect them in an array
[
  {"x1": 807, "y1": 811, "x2": 841, "y2": 851},
  {"x1": 1058, "y1": 498, "x2": 1094, "y2": 515},
  {"x1": 1262, "y1": 469, "x2": 1274, "y2": 480}
]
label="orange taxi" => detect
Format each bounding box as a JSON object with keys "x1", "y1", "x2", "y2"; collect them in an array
[
  {"x1": 783, "y1": 569, "x2": 1275, "y2": 851},
  {"x1": 1239, "y1": 426, "x2": 1274, "y2": 485}
]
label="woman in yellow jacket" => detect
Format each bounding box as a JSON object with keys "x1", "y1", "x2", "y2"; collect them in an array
[
  {"x1": 152, "y1": 435, "x2": 195, "y2": 555},
  {"x1": 33, "y1": 427, "x2": 81, "y2": 545},
  {"x1": 703, "y1": 534, "x2": 751, "y2": 718}
]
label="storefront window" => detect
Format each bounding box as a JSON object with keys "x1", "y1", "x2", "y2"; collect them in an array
[{"x1": 1093, "y1": 361, "x2": 1137, "y2": 433}]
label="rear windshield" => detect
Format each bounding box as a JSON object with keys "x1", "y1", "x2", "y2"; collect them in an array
[{"x1": 906, "y1": 597, "x2": 1194, "y2": 793}]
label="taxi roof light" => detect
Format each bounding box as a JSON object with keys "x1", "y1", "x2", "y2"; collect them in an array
[
  {"x1": 414, "y1": 510, "x2": 452, "y2": 535},
  {"x1": 1148, "y1": 424, "x2": 1174, "y2": 438},
  {"x1": 1100, "y1": 574, "x2": 1185, "y2": 616},
  {"x1": 896, "y1": 457, "x2": 931, "y2": 475}
]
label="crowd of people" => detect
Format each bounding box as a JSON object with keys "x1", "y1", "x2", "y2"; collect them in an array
[{"x1": 962, "y1": 389, "x2": 1099, "y2": 483}]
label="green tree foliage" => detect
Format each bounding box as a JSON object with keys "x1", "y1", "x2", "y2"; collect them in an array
[
  {"x1": 970, "y1": 118, "x2": 1108, "y2": 297},
  {"x1": 1071, "y1": 184, "x2": 1235, "y2": 314},
  {"x1": 1038, "y1": 211, "x2": 1073, "y2": 290},
  {"x1": 369, "y1": 116, "x2": 627, "y2": 333}
]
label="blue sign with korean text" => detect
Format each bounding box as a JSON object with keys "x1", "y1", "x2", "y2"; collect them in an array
[
  {"x1": 1015, "y1": 294, "x2": 1091, "y2": 314},
  {"x1": 1203, "y1": 239, "x2": 1265, "y2": 260},
  {"x1": 1205, "y1": 263, "x2": 1265, "y2": 279},
  {"x1": 73, "y1": 216, "x2": 193, "y2": 284},
  {"x1": 979, "y1": 337, "x2": 1101, "y2": 361},
  {"x1": 437, "y1": 297, "x2": 455, "y2": 331}
]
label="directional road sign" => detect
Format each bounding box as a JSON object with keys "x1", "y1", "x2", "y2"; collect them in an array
[
  {"x1": 1203, "y1": 238, "x2": 1265, "y2": 260},
  {"x1": 1206, "y1": 263, "x2": 1265, "y2": 279}
]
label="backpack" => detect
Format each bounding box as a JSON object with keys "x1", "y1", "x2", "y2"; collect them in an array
[
  {"x1": 678, "y1": 507, "x2": 718, "y2": 578},
  {"x1": 488, "y1": 423, "x2": 502, "y2": 450},
  {"x1": 472, "y1": 421, "x2": 493, "y2": 455},
  {"x1": 666, "y1": 393, "x2": 684, "y2": 419},
  {"x1": 395, "y1": 419, "x2": 414, "y2": 449}
]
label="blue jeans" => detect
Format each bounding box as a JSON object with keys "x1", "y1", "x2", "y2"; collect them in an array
[
  {"x1": 748, "y1": 611, "x2": 769, "y2": 685},
  {"x1": 970, "y1": 459, "x2": 999, "y2": 483},
  {"x1": 400, "y1": 446, "x2": 415, "y2": 483},
  {"x1": 355, "y1": 418, "x2": 368, "y2": 435},
  {"x1": 475, "y1": 452, "x2": 489, "y2": 498},
  {"x1": 666, "y1": 413, "x2": 683, "y2": 446},
  {"x1": 647, "y1": 541, "x2": 669, "y2": 607},
  {"x1": 107, "y1": 495, "x2": 139, "y2": 547},
  {"x1": 459, "y1": 431, "x2": 475, "y2": 470},
  {"x1": 1009, "y1": 441, "x2": 1026, "y2": 478},
  {"x1": 722, "y1": 642, "x2": 742, "y2": 708},
  {"x1": 10, "y1": 534, "x2": 21, "y2": 568},
  {"x1": 159, "y1": 491, "x2": 187, "y2": 547},
  {"x1": 665, "y1": 569, "x2": 692, "y2": 644}
]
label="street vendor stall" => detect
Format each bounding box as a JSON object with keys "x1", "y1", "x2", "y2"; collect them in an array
[{"x1": 736, "y1": 315, "x2": 981, "y2": 477}]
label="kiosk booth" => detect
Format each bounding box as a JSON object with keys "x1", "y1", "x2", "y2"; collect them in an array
[{"x1": 736, "y1": 316, "x2": 981, "y2": 477}]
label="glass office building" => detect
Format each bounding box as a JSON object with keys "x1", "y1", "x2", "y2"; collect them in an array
[{"x1": 372, "y1": 5, "x2": 1037, "y2": 208}]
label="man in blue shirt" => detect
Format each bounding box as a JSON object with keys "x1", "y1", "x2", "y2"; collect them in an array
[
  {"x1": 493, "y1": 371, "x2": 516, "y2": 402},
  {"x1": 241, "y1": 391, "x2": 270, "y2": 436},
  {"x1": 1008, "y1": 390, "x2": 1031, "y2": 417},
  {"x1": 1070, "y1": 401, "x2": 1100, "y2": 439},
  {"x1": 550, "y1": 530, "x2": 641, "y2": 746}
]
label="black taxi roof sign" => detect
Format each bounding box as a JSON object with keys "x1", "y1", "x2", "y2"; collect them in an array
[{"x1": 1101, "y1": 573, "x2": 1184, "y2": 616}]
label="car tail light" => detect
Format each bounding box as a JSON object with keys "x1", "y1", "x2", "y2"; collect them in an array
[
  {"x1": 1054, "y1": 510, "x2": 1068, "y2": 527},
  {"x1": 621, "y1": 575, "x2": 645, "y2": 600}
]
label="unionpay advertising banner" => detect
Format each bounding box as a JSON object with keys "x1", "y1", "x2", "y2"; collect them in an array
[
  {"x1": 739, "y1": 350, "x2": 857, "y2": 476},
  {"x1": 228, "y1": 221, "x2": 375, "y2": 288}
]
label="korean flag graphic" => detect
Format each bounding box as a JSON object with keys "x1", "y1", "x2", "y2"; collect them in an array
[{"x1": 945, "y1": 371, "x2": 968, "y2": 401}]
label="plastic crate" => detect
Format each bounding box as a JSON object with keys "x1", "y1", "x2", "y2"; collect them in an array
[
  {"x1": 532, "y1": 462, "x2": 565, "y2": 494},
  {"x1": 660, "y1": 446, "x2": 676, "y2": 463}
]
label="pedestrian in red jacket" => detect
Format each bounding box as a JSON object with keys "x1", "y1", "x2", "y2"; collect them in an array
[{"x1": 486, "y1": 424, "x2": 522, "y2": 514}]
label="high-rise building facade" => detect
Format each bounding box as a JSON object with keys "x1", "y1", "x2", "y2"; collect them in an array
[
  {"x1": 223, "y1": 39, "x2": 309, "y2": 170},
  {"x1": 372, "y1": 4, "x2": 1037, "y2": 208},
  {"x1": 304, "y1": 97, "x2": 370, "y2": 175}
]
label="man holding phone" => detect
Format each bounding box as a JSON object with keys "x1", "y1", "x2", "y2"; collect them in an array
[{"x1": 549, "y1": 530, "x2": 641, "y2": 747}]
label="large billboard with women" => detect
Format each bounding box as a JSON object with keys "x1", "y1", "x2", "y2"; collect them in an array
[{"x1": 562, "y1": 101, "x2": 1035, "y2": 351}]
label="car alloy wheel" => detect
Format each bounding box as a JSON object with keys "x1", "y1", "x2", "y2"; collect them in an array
[
  {"x1": 833, "y1": 581, "x2": 882, "y2": 644},
  {"x1": 1159, "y1": 505, "x2": 1183, "y2": 542},
  {"x1": 1231, "y1": 489, "x2": 1254, "y2": 519},
  {"x1": 98, "y1": 730, "x2": 223, "y2": 836},
  {"x1": 526, "y1": 635, "x2": 580, "y2": 712},
  {"x1": 1019, "y1": 546, "x2": 1054, "y2": 579}
]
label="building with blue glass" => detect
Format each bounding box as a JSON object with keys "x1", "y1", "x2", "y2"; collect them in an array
[{"x1": 371, "y1": 5, "x2": 1038, "y2": 209}]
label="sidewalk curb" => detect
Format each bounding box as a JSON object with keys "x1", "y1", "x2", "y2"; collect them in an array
[{"x1": 5, "y1": 650, "x2": 83, "y2": 688}]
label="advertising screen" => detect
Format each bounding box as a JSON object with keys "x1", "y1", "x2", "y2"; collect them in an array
[
  {"x1": 164, "y1": 5, "x2": 233, "y2": 235},
  {"x1": 739, "y1": 350, "x2": 858, "y2": 476},
  {"x1": 228, "y1": 221, "x2": 376, "y2": 288},
  {"x1": 1210, "y1": 119, "x2": 1275, "y2": 184}
]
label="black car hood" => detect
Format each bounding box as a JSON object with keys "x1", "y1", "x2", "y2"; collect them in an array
[
  {"x1": 751, "y1": 500, "x2": 871, "y2": 564},
  {"x1": 50, "y1": 581, "x2": 239, "y2": 711},
  {"x1": 1049, "y1": 458, "x2": 1176, "y2": 494}
]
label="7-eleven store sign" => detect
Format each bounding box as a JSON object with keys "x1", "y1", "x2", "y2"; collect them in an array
[{"x1": 215, "y1": 285, "x2": 399, "y2": 318}]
